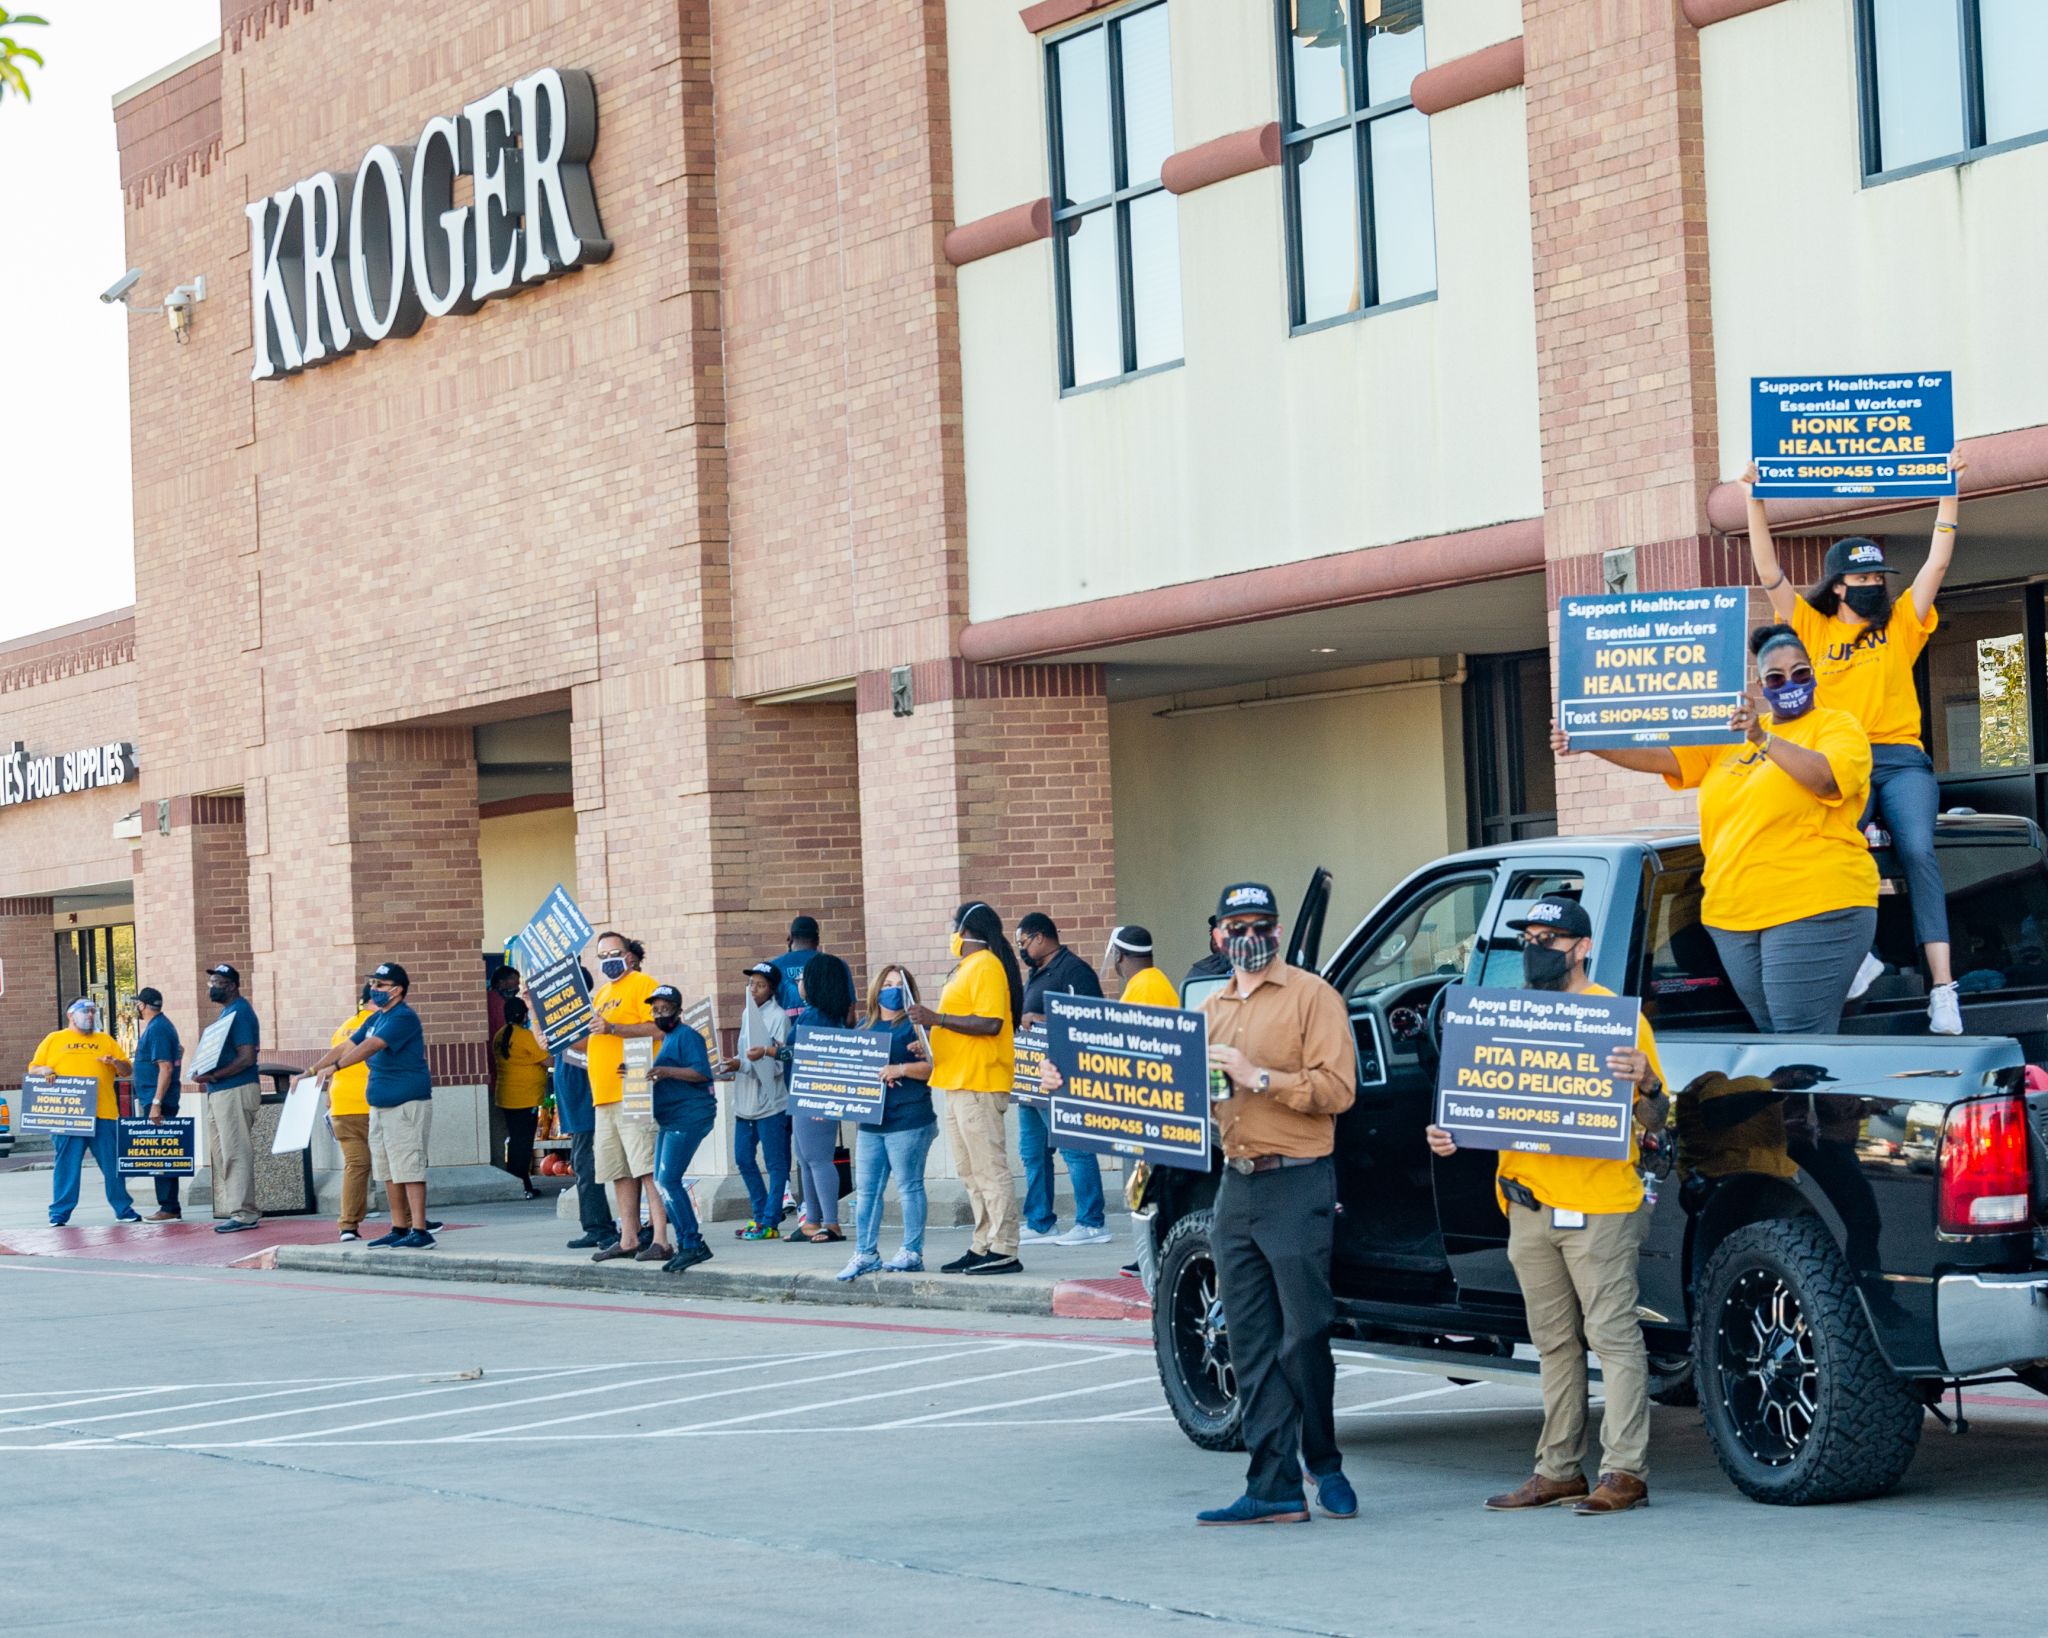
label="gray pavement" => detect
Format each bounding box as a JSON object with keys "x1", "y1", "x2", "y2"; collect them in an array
[{"x1": 5, "y1": 1252, "x2": 2046, "y2": 1636}]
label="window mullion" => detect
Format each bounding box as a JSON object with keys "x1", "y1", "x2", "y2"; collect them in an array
[
  {"x1": 1355, "y1": 117, "x2": 1378, "y2": 311},
  {"x1": 1959, "y1": 0, "x2": 1987, "y2": 150}
]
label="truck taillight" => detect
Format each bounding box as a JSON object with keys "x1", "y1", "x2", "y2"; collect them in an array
[{"x1": 1938, "y1": 1095, "x2": 2031, "y2": 1234}]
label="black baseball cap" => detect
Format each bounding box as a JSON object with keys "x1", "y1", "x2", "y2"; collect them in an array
[
  {"x1": 650, "y1": 984, "x2": 683, "y2": 1006},
  {"x1": 1822, "y1": 537, "x2": 1896, "y2": 580},
  {"x1": 369, "y1": 961, "x2": 410, "y2": 988},
  {"x1": 1506, "y1": 896, "x2": 1592, "y2": 939},
  {"x1": 742, "y1": 961, "x2": 778, "y2": 980},
  {"x1": 1215, "y1": 883, "x2": 1279, "y2": 921},
  {"x1": 207, "y1": 963, "x2": 240, "y2": 983},
  {"x1": 136, "y1": 987, "x2": 163, "y2": 1009}
]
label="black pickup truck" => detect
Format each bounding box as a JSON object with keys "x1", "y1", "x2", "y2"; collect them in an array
[{"x1": 1139, "y1": 815, "x2": 2048, "y2": 1505}]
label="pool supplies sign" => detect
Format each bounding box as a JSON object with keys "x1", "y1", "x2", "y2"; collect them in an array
[
  {"x1": 1557, "y1": 591, "x2": 1748, "y2": 749},
  {"x1": 1750, "y1": 372, "x2": 1955, "y2": 498}
]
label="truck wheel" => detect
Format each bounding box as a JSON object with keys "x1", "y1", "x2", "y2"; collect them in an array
[
  {"x1": 1695, "y1": 1217, "x2": 1922, "y2": 1504},
  {"x1": 1152, "y1": 1210, "x2": 1244, "y2": 1452},
  {"x1": 1648, "y1": 1351, "x2": 1698, "y2": 1407}
]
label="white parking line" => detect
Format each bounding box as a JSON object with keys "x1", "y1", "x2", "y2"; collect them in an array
[
  {"x1": 0, "y1": 1373, "x2": 420, "y2": 1432},
  {"x1": 250, "y1": 1352, "x2": 845, "y2": 1445},
  {"x1": 453, "y1": 1343, "x2": 1008, "y2": 1442},
  {"x1": 867, "y1": 1372, "x2": 1158, "y2": 1429},
  {"x1": 1336, "y1": 1382, "x2": 1479, "y2": 1417}
]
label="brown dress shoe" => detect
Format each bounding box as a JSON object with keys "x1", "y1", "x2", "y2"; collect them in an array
[
  {"x1": 144, "y1": 1210, "x2": 182, "y2": 1223},
  {"x1": 1484, "y1": 1473, "x2": 1589, "y2": 1511},
  {"x1": 1572, "y1": 1472, "x2": 1648, "y2": 1514}
]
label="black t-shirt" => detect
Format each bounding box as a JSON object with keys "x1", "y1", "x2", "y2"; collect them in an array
[{"x1": 1022, "y1": 945, "x2": 1102, "y2": 1017}]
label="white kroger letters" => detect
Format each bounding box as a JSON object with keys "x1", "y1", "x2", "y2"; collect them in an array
[{"x1": 246, "y1": 66, "x2": 608, "y2": 382}]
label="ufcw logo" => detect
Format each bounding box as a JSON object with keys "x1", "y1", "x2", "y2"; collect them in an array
[{"x1": 246, "y1": 67, "x2": 611, "y2": 383}]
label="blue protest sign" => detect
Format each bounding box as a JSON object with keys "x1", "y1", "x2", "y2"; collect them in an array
[
  {"x1": 1751, "y1": 372, "x2": 1955, "y2": 498},
  {"x1": 519, "y1": 883, "x2": 595, "y2": 1051},
  {"x1": 1557, "y1": 590, "x2": 1748, "y2": 749},
  {"x1": 1045, "y1": 994, "x2": 1210, "y2": 1170},
  {"x1": 1435, "y1": 987, "x2": 1638, "y2": 1162}
]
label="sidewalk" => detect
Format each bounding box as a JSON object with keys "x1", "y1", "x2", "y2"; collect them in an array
[{"x1": 273, "y1": 1199, "x2": 1153, "y2": 1321}]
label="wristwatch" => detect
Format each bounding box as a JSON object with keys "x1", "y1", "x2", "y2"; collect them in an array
[{"x1": 1253, "y1": 1069, "x2": 1271, "y2": 1094}]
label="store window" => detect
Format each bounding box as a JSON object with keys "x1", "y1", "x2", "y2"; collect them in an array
[
  {"x1": 1926, "y1": 589, "x2": 2033, "y2": 774},
  {"x1": 1857, "y1": 0, "x2": 2048, "y2": 180},
  {"x1": 1277, "y1": 0, "x2": 1435, "y2": 330},
  {"x1": 1465, "y1": 651, "x2": 1559, "y2": 847},
  {"x1": 1046, "y1": 2, "x2": 1183, "y2": 391},
  {"x1": 55, "y1": 923, "x2": 138, "y2": 1049}
]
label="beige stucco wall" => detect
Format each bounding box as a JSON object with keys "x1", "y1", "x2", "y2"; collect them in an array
[
  {"x1": 478, "y1": 806, "x2": 578, "y2": 958},
  {"x1": 1108, "y1": 663, "x2": 1467, "y2": 980},
  {"x1": 949, "y1": 1, "x2": 1544, "y2": 625},
  {"x1": 1701, "y1": 0, "x2": 2048, "y2": 475}
]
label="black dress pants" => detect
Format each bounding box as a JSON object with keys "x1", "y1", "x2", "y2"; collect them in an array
[
  {"x1": 568, "y1": 1130, "x2": 616, "y2": 1239},
  {"x1": 499, "y1": 1106, "x2": 538, "y2": 1181},
  {"x1": 1213, "y1": 1156, "x2": 1340, "y2": 1502},
  {"x1": 152, "y1": 1086, "x2": 183, "y2": 1214}
]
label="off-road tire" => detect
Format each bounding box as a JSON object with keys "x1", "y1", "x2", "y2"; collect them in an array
[
  {"x1": 1649, "y1": 1352, "x2": 1699, "y2": 1407},
  {"x1": 1694, "y1": 1216, "x2": 1922, "y2": 1504},
  {"x1": 1152, "y1": 1210, "x2": 1244, "y2": 1452}
]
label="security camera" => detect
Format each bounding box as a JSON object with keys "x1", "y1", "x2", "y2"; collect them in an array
[{"x1": 100, "y1": 268, "x2": 144, "y2": 305}]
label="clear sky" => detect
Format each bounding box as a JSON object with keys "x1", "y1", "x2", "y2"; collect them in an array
[{"x1": 0, "y1": 2, "x2": 219, "y2": 644}]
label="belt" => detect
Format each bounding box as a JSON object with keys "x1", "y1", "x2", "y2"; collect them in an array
[{"x1": 1226, "y1": 1154, "x2": 1323, "y2": 1176}]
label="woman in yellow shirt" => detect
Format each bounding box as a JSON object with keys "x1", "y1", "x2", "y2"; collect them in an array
[
  {"x1": 1746, "y1": 455, "x2": 1966, "y2": 1033},
  {"x1": 908, "y1": 901, "x2": 1024, "y2": 1275},
  {"x1": 1556, "y1": 625, "x2": 1878, "y2": 1035},
  {"x1": 491, "y1": 996, "x2": 552, "y2": 1199}
]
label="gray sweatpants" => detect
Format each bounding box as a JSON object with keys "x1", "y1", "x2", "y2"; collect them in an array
[{"x1": 1707, "y1": 906, "x2": 1878, "y2": 1035}]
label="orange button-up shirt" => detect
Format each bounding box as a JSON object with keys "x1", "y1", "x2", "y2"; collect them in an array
[{"x1": 1202, "y1": 961, "x2": 1357, "y2": 1160}]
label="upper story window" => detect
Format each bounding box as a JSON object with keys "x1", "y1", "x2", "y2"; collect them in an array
[
  {"x1": 1857, "y1": 0, "x2": 2048, "y2": 180},
  {"x1": 1278, "y1": 0, "x2": 1435, "y2": 331},
  {"x1": 1046, "y1": 2, "x2": 1183, "y2": 391}
]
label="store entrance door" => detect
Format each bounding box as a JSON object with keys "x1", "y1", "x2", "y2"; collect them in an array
[{"x1": 55, "y1": 922, "x2": 137, "y2": 1049}]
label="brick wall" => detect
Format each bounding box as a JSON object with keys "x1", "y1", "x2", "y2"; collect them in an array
[
  {"x1": 133, "y1": 795, "x2": 248, "y2": 1055},
  {"x1": 0, "y1": 899, "x2": 58, "y2": 1091}
]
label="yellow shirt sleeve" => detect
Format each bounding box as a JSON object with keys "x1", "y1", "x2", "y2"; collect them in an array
[
  {"x1": 1887, "y1": 592, "x2": 1938, "y2": 664},
  {"x1": 1666, "y1": 742, "x2": 1731, "y2": 791},
  {"x1": 1808, "y1": 706, "x2": 1874, "y2": 810}
]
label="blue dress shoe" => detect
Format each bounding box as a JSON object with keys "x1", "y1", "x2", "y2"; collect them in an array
[
  {"x1": 213, "y1": 1218, "x2": 260, "y2": 1233},
  {"x1": 1196, "y1": 1494, "x2": 1311, "y2": 1526},
  {"x1": 1308, "y1": 1468, "x2": 1357, "y2": 1519}
]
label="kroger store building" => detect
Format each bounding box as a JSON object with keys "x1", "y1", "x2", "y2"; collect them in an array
[{"x1": 5, "y1": 0, "x2": 2048, "y2": 1199}]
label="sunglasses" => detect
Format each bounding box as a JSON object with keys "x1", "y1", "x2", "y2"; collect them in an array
[
  {"x1": 1521, "y1": 931, "x2": 1575, "y2": 951},
  {"x1": 1761, "y1": 665, "x2": 1815, "y2": 689},
  {"x1": 1220, "y1": 919, "x2": 1278, "y2": 937}
]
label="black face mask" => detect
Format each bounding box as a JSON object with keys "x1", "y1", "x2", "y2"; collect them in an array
[
  {"x1": 653, "y1": 1014, "x2": 681, "y2": 1034},
  {"x1": 1522, "y1": 945, "x2": 1575, "y2": 991},
  {"x1": 1843, "y1": 584, "x2": 1889, "y2": 622},
  {"x1": 208, "y1": 984, "x2": 228, "y2": 1004}
]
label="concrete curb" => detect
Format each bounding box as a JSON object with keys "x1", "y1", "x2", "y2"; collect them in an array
[{"x1": 271, "y1": 1245, "x2": 1078, "y2": 1318}]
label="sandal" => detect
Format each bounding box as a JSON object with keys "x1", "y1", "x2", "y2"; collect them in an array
[{"x1": 810, "y1": 1226, "x2": 846, "y2": 1243}]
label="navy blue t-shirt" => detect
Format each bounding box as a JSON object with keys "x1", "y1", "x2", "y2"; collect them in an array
[
  {"x1": 208, "y1": 997, "x2": 261, "y2": 1090},
  {"x1": 651, "y1": 1022, "x2": 716, "y2": 1128},
  {"x1": 860, "y1": 1018, "x2": 936, "y2": 1135},
  {"x1": 767, "y1": 949, "x2": 816, "y2": 1014},
  {"x1": 553, "y1": 1052, "x2": 595, "y2": 1136},
  {"x1": 352, "y1": 1000, "x2": 433, "y2": 1108},
  {"x1": 132, "y1": 1014, "x2": 182, "y2": 1102}
]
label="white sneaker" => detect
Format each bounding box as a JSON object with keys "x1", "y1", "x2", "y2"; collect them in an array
[
  {"x1": 1848, "y1": 952, "x2": 1885, "y2": 1000},
  {"x1": 1018, "y1": 1224, "x2": 1062, "y2": 1244},
  {"x1": 1928, "y1": 983, "x2": 1963, "y2": 1035},
  {"x1": 1054, "y1": 1224, "x2": 1113, "y2": 1246}
]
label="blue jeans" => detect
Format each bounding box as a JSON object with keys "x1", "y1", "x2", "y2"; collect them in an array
[
  {"x1": 654, "y1": 1105, "x2": 717, "y2": 1250},
  {"x1": 51, "y1": 1118, "x2": 135, "y2": 1224},
  {"x1": 1865, "y1": 744, "x2": 1950, "y2": 950},
  {"x1": 734, "y1": 1112, "x2": 791, "y2": 1227},
  {"x1": 1016, "y1": 1101, "x2": 1105, "y2": 1232},
  {"x1": 854, "y1": 1122, "x2": 939, "y2": 1257}
]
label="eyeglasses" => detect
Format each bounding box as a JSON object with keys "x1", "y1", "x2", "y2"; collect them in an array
[
  {"x1": 1761, "y1": 665, "x2": 1815, "y2": 689},
  {"x1": 1521, "y1": 932, "x2": 1575, "y2": 951},
  {"x1": 1220, "y1": 919, "x2": 1278, "y2": 938}
]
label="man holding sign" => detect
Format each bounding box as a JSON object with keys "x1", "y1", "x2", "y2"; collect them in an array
[
  {"x1": 1426, "y1": 897, "x2": 1667, "y2": 1516},
  {"x1": 28, "y1": 998, "x2": 139, "y2": 1227}
]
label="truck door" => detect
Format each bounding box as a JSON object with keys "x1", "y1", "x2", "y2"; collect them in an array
[
  {"x1": 1325, "y1": 867, "x2": 1498, "y2": 1297},
  {"x1": 1433, "y1": 859, "x2": 1613, "y2": 1305}
]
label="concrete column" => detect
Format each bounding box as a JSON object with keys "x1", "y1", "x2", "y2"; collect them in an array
[{"x1": 0, "y1": 897, "x2": 58, "y2": 1090}]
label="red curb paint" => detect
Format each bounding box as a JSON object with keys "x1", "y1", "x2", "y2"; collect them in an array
[{"x1": 1051, "y1": 1276, "x2": 1152, "y2": 1322}]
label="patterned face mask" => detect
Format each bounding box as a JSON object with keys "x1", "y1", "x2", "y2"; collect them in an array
[{"x1": 1226, "y1": 930, "x2": 1279, "y2": 973}]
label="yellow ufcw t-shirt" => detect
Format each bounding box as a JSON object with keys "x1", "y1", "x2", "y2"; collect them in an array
[
  {"x1": 1118, "y1": 967, "x2": 1180, "y2": 1008},
  {"x1": 587, "y1": 969, "x2": 658, "y2": 1106},
  {"x1": 29, "y1": 1030, "x2": 126, "y2": 1119},
  {"x1": 1790, "y1": 594, "x2": 1936, "y2": 748},
  {"x1": 1666, "y1": 705, "x2": 1878, "y2": 932},
  {"x1": 328, "y1": 1007, "x2": 375, "y2": 1117},
  {"x1": 930, "y1": 948, "x2": 1015, "y2": 1093},
  {"x1": 492, "y1": 1025, "x2": 553, "y2": 1110},
  {"x1": 1496, "y1": 986, "x2": 1663, "y2": 1216}
]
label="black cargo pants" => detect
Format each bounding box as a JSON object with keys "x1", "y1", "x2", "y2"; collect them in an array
[{"x1": 1213, "y1": 1155, "x2": 1340, "y2": 1502}]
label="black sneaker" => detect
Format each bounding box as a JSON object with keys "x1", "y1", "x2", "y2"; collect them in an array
[
  {"x1": 663, "y1": 1243, "x2": 713, "y2": 1274},
  {"x1": 963, "y1": 1255, "x2": 1023, "y2": 1276},
  {"x1": 422, "y1": 1219, "x2": 444, "y2": 1234},
  {"x1": 367, "y1": 1230, "x2": 407, "y2": 1248},
  {"x1": 940, "y1": 1249, "x2": 994, "y2": 1274},
  {"x1": 338, "y1": 1230, "x2": 361, "y2": 1242},
  {"x1": 397, "y1": 1230, "x2": 436, "y2": 1249},
  {"x1": 1119, "y1": 1261, "x2": 1141, "y2": 1280},
  {"x1": 567, "y1": 1232, "x2": 614, "y2": 1250}
]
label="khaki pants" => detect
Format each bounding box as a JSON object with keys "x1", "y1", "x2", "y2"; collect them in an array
[
  {"x1": 1507, "y1": 1204, "x2": 1651, "y2": 1481},
  {"x1": 332, "y1": 1114, "x2": 371, "y2": 1233},
  {"x1": 940, "y1": 1090, "x2": 1016, "y2": 1258},
  {"x1": 206, "y1": 1083, "x2": 262, "y2": 1225}
]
